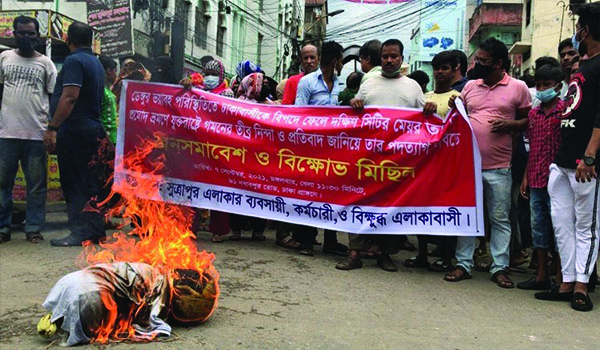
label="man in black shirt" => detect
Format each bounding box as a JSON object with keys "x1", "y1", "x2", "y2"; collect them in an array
[
  {"x1": 537, "y1": 3, "x2": 600, "y2": 311},
  {"x1": 43, "y1": 22, "x2": 107, "y2": 246}
]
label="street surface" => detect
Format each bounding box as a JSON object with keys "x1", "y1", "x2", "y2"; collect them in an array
[{"x1": 0, "y1": 211, "x2": 598, "y2": 350}]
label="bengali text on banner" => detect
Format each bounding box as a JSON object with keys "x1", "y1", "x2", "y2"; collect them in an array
[{"x1": 115, "y1": 81, "x2": 484, "y2": 236}]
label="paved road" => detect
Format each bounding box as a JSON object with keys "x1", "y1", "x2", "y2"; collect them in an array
[{"x1": 0, "y1": 212, "x2": 598, "y2": 350}]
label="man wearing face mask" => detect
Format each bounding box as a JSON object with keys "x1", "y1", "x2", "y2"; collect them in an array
[
  {"x1": 350, "y1": 39, "x2": 425, "y2": 109},
  {"x1": 340, "y1": 39, "x2": 424, "y2": 272},
  {"x1": 0, "y1": 16, "x2": 57, "y2": 244},
  {"x1": 537, "y1": 3, "x2": 600, "y2": 312},
  {"x1": 444, "y1": 38, "x2": 531, "y2": 288}
]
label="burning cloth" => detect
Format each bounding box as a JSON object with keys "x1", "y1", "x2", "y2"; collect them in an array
[{"x1": 41, "y1": 262, "x2": 171, "y2": 346}]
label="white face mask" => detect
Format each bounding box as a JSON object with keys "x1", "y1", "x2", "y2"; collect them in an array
[{"x1": 204, "y1": 75, "x2": 220, "y2": 90}]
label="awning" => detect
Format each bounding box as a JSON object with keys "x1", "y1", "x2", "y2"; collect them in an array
[{"x1": 509, "y1": 41, "x2": 531, "y2": 55}]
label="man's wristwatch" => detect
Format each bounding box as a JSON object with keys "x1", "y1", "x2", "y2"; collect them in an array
[
  {"x1": 583, "y1": 155, "x2": 596, "y2": 166},
  {"x1": 47, "y1": 125, "x2": 59, "y2": 132}
]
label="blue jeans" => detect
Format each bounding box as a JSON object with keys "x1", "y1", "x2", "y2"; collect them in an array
[
  {"x1": 56, "y1": 120, "x2": 106, "y2": 241},
  {"x1": 530, "y1": 187, "x2": 552, "y2": 250},
  {"x1": 455, "y1": 168, "x2": 512, "y2": 275},
  {"x1": 0, "y1": 138, "x2": 47, "y2": 234}
]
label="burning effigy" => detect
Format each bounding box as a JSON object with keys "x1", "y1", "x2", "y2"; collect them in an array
[{"x1": 38, "y1": 135, "x2": 220, "y2": 346}]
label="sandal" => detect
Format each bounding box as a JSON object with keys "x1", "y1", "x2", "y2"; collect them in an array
[
  {"x1": 211, "y1": 234, "x2": 224, "y2": 243},
  {"x1": 444, "y1": 266, "x2": 472, "y2": 282},
  {"x1": 229, "y1": 231, "x2": 241, "y2": 241},
  {"x1": 428, "y1": 259, "x2": 454, "y2": 272},
  {"x1": 571, "y1": 292, "x2": 594, "y2": 312},
  {"x1": 252, "y1": 232, "x2": 266, "y2": 241},
  {"x1": 491, "y1": 270, "x2": 515, "y2": 289},
  {"x1": 0, "y1": 232, "x2": 10, "y2": 244},
  {"x1": 26, "y1": 232, "x2": 44, "y2": 244},
  {"x1": 275, "y1": 236, "x2": 301, "y2": 249},
  {"x1": 404, "y1": 256, "x2": 430, "y2": 268}
]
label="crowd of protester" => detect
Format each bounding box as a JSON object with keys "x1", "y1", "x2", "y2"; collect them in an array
[{"x1": 1, "y1": 3, "x2": 600, "y2": 313}]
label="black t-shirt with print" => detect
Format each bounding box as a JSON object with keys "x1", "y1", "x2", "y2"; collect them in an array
[{"x1": 554, "y1": 54, "x2": 600, "y2": 169}]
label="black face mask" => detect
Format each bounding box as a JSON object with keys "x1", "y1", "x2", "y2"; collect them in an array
[
  {"x1": 16, "y1": 37, "x2": 37, "y2": 53},
  {"x1": 473, "y1": 63, "x2": 494, "y2": 79}
]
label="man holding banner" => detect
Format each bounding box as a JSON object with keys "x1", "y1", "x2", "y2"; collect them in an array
[
  {"x1": 293, "y1": 41, "x2": 348, "y2": 257},
  {"x1": 338, "y1": 39, "x2": 425, "y2": 272}
]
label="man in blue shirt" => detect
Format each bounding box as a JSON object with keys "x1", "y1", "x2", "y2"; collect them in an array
[
  {"x1": 293, "y1": 41, "x2": 348, "y2": 256},
  {"x1": 43, "y1": 22, "x2": 107, "y2": 246},
  {"x1": 295, "y1": 41, "x2": 343, "y2": 106}
]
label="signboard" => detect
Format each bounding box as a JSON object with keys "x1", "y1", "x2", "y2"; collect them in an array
[
  {"x1": 87, "y1": 0, "x2": 134, "y2": 57},
  {"x1": 0, "y1": 11, "x2": 36, "y2": 38},
  {"x1": 116, "y1": 82, "x2": 484, "y2": 236},
  {"x1": 418, "y1": 0, "x2": 465, "y2": 61}
]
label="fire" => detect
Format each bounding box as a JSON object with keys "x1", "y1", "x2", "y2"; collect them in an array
[{"x1": 77, "y1": 133, "x2": 219, "y2": 343}]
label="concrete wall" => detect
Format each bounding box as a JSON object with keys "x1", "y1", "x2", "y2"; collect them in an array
[
  {"x1": 518, "y1": 0, "x2": 575, "y2": 74},
  {"x1": 469, "y1": 3, "x2": 522, "y2": 40}
]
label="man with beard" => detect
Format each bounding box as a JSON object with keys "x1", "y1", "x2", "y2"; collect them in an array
[
  {"x1": 443, "y1": 38, "x2": 531, "y2": 288},
  {"x1": 0, "y1": 16, "x2": 57, "y2": 244},
  {"x1": 336, "y1": 39, "x2": 424, "y2": 272},
  {"x1": 534, "y1": 3, "x2": 600, "y2": 311}
]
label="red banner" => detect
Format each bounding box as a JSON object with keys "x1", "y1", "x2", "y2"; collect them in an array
[{"x1": 116, "y1": 81, "x2": 483, "y2": 236}]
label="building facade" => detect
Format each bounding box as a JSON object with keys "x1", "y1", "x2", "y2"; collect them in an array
[
  {"x1": 409, "y1": 0, "x2": 469, "y2": 90},
  {"x1": 1, "y1": 0, "x2": 305, "y2": 80},
  {"x1": 509, "y1": 0, "x2": 578, "y2": 75}
]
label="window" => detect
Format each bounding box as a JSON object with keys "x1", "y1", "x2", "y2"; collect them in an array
[
  {"x1": 195, "y1": 7, "x2": 209, "y2": 49},
  {"x1": 257, "y1": 33, "x2": 264, "y2": 65},
  {"x1": 526, "y1": 0, "x2": 532, "y2": 27},
  {"x1": 216, "y1": 1, "x2": 227, "y2": 56},
  {"x1": 175, "y1": 0, "x2": 191, "y2": 39}
]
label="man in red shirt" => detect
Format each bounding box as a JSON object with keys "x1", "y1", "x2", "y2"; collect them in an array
[{"x1": 281, "y1": 44, "x2": 319, "y2": 105}]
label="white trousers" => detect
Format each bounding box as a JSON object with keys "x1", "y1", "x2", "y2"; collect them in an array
[{"x1": 548, "y1": 164, "x2": 599, "y2": 283}]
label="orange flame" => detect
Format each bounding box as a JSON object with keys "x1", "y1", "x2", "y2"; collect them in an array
[{"x1": 77, "y1": 133, "x2": 219, "y2": 343}]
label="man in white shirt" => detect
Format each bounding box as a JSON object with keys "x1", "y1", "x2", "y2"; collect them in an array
[
  {"x1": 0, "y1": 16, "x2": 57, "y2": 244},
  {"x1": 336, "y1": 39, "x2": 424, "y2": 272}
]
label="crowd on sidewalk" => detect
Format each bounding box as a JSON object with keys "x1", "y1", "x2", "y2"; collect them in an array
[{"x1": 1, "y1": 3, "x2": 600, "y2": 314}]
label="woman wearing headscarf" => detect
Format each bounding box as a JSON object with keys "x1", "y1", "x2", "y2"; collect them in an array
[
  {"x1": 111, "y1": 60, "x2": 151, "y2": 99},
  {"x1": 150, "y1": 56, "x2": 178, "y2": 84},
  {"x1": 227, "y1": 72, "x2": 270, "y2": 241},
  {"x1": 274, "y1": 78, "x2": 287, "y2": 104},
  {"x1": 181, "y1": 59, "x2": 233, "y2": 242},
  {"x1": 184, "y1": 59, "x2": 234, "y2": 97},
  {"x1": 236, "y1": 72, "x2": 274, "y2": 104},
  {"x1": 232, "y1": 60, "x2": 261, "y2": 95}
]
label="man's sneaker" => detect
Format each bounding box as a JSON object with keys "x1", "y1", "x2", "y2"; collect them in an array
[{"x1": 335, "y1": 256, "x2": 363, "y2": 270}]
